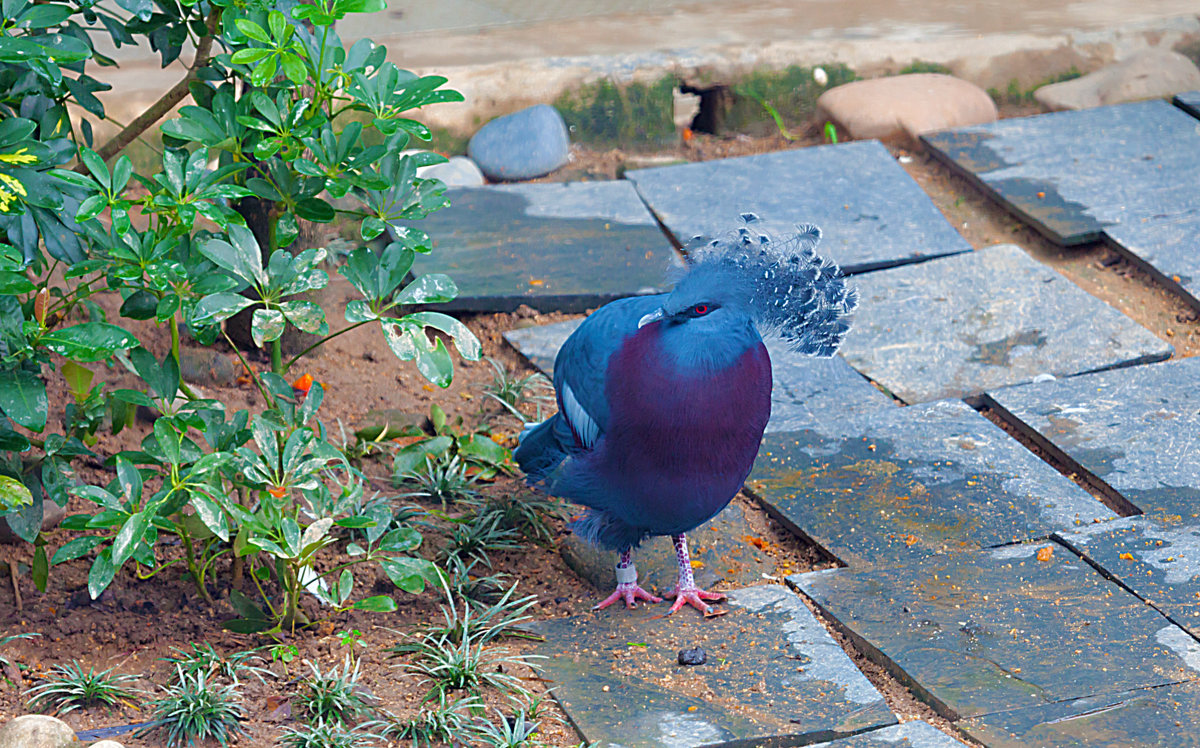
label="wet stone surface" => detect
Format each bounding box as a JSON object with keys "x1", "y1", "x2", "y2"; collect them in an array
[
  {"x1": 1057, "y1": 517, "x2": 1200, "y2": 640},
  {"x1": 747, "y1": 399, "x2": 1114, "y2": 570},
  {"x1": 922, "y1": 100, "x2": 1200, "y2": 245},
  {"x1": 405, "y1": 181, "x2": 677, "y2": 312},
  {"x1": 559, "y1": 501, "x2": 773, "y2": 594},
  {"x1": 813, "y1": 721, "x2": 966, "y2": 747},
  {"x1": 504, "y1": 318, "x2": 897, "y2": 433},
  {"x1": 960, "y1": 680, "x2": 1200, "y2": 747},
  {"x1": 793, "y1": 543, "x2": 1200, "y2": 720},
  {"x1": 528, "y1": 584, "x2": 895, "y2": 747},
  {"x1": 839, "y1": 244, "x2": 1172, "y2": 404},
  {"x1": 625, "y1": 140, "x2": 972, "y2": 274},
  {"x1": 987, "y1": 356, "x2": 1200, "y2": 520}
]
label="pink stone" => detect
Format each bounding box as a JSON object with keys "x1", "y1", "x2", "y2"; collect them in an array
[{"x1": 816, "y1": 73, "x2": 998, "y2": 141}]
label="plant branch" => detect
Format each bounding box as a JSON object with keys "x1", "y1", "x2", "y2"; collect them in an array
[
  {"x1": 282, "y1": 318, "x2": 373, "y2": 373},
  {"x1": 87, "y1": 6, "x2": 221, "y2": 165}
]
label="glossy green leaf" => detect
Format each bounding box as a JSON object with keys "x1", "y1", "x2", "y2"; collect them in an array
[
  {"x1": 51, "y1": 535, "x2": 104, "y2": 565},
  {"x1": 40, "y1": 322, "x2": 138, "y2": 362},
  {"x1": 251, "y1": 307, "x2": 285, "y2": 347},
  {"x1": 0, "y1": 474, "x2": 32, "y2": 511},
  {"x1": 87, "y1": 547, "x2": 115, "y2": 599},
  {"x1": 0, "y1": 366, "x2": 47, "y2": 431},
  {"x1": 351, "y1": 594, "x2": 396, "y2": 612},
  {"x1": 111, "y1": 510, "x2": 149, "y2": 569}
]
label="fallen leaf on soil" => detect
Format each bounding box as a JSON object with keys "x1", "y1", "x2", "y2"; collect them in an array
[
  {"x1": 742, "y1": 535, "x2": 768, "y2": 551},
  {"x1": 1119, "y1": 552, "x2": 1134, "y2": 560},
  {"x1": 1036, "y1": 546, "x2": 1053, "y2": 562}
]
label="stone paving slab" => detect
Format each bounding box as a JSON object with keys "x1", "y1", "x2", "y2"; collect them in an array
[
  {"x1": 1174, "y1": 90, "x2": 1200, "y2": 120},
  {"x1": 986, "y1": 356, "x2": 1200, "y2": 520},
  {"x1": 838, "y1": 244, "x2": 1172, "y2": 404},
  {"x1": 960, "y1": 680, "x2": 1200, "y2": 747},
  {"x1": 747, "y1": 400, "x2": 1114, "y2": 571},
  {"x1": 503, "y1": 318, "x2": 897, "y2": 433},
  {"x1": 528, "y1": 584, "x2": 896, "y2": 747},
  {"x1": 1057, "y1": 517, "x2": 1200, "y2": 639},
  {"x1": 792, "y1": 542, "x2": 1200, "y2": 720},
  {"x1": 405, "y1": 181, "x2": 678, "y2": 312},
  {"x1": 814, "y1": 721, "x2": 965, "y2": 748},
  {"x1": 921, "y1": 100, "x2": 1200, "y2": 246},
  {"x1": 559, "y1": 501, "x2": 774, "y2": 595},
  {"x1": 625, "y1": 140, "x2": 973, "y2": 274},
  {"x1": 1104, "y1": 212, "x2": 1200, "y2": 310}
]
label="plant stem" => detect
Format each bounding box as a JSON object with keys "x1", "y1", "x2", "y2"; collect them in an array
[
  {"x1": 178, "y1": 521, "x2": 216, "y2": 606},
  {"x1": 270, "y1": 338, "x2": 282, "y2": 376},
  {"x1": 169, "y1": 317, "x2": 198, "y2": 399},
  {"x1": 87, "y1": 6, "x2": 222, "y2": 164},
  {"x1": 282, "y1": 319, "x2": 373, "y2": 373},
  {"x1": 222, "y1": 329, "x2": 275, "y2": 407}
]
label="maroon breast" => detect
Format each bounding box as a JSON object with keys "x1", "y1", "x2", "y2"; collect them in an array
[{"x1": 597, "y1": 326, "x2": 772, "y2": 535}]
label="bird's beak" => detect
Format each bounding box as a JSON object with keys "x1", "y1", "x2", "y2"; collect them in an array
[{"x1": 638, "y1": 308, "x2": 664, "y2": 328}]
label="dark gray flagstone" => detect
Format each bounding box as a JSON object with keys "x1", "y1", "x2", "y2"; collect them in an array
[
  {"x1": 405, "y1": 181, "x2": 678, "y2": 313},
  {"x1": 528, "y1": 584, "x2": 895, "y2": 747},
  {"x1": 1057, "y1": 517, "x2": 1200, "y2": 639},
  {"x1": 1175, "y1": 90, "x2": 1200, "y2": 120},
  {"x1": 813, "y1": 721, "x2": 965, "y2": 748},
  {"x1": 1103, "y1": 212, "x2": 1200, "y2": 310},
  {"x1": 792, "y1": 543, "x2": 1200, "y2": 720},
  {"x1": 503, "y1": 319, "x2": 896, "y2": 433},
  {"x1": 959, "y1": 680, "x2": 1200, "y2": 747},
  {"x1": 986, "y1": 356, "x2": 1200, "y2": 520},
  {"x1": 747, "y1": 400, "x2": 1114, "y2": 571},
  {"x1": 839, "y1": 244, "x2": 1172, "y2": 404},
  {"x1": 624, "y1": 140, "x2": 972, "y2": 274},
  {"x1": 921, "y1": 100, "x2": 1200, "y2": 246},
  {"x1": 558, "y1": 501, "x2": 774, "y2": 595}
]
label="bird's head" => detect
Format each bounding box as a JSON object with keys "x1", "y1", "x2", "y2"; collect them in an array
[{"x1": 639, "y1": 214, "x2": 858, "y2": 361}]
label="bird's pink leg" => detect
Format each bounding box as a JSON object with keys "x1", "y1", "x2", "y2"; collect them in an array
[
  {"x1": 594, "y1": 548, "x2": 662, "y2": 610},
  {"x1": 665, "y1": 533, "x2": 726, "y2": 615}
]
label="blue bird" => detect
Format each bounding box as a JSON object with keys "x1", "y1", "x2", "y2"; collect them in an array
[{"x1": 514, "y1": 216, "x2": 857, "y2": 614}]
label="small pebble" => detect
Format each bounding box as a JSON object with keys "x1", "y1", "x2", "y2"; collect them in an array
[{"x1": 678, "y1": 647, "x2": 707, "y2": 666}]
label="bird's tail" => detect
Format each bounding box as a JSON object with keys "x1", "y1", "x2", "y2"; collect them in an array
[{"x1": 512, "y1": 415, "x2": 568, "y2": 485}]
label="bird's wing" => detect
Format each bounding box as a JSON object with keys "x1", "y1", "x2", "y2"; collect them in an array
[{"x1": 553, "y1": 294, "x2": 665, "y2": 450}]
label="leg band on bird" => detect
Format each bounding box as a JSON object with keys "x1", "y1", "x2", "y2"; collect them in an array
[
  {"x1": 593, "y1": 547, "x2": 662, "y2": 611},
  {"x1": 615, "y1": 562, "x2": 638, "y2": 585}
]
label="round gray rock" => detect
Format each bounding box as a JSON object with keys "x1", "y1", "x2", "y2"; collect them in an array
[
  {"x1": 816, "y1": 73, "x2": 997, "y2": 141},
  {"x1": 0, "y1": 715, "x2": 76, "y2": 748},
  {"x1": 1035, "y1": 49, "x2": 1200, "y2": 111},
  {"x1": 467, "y1": 104, "x2": 569, "y2": 181}
]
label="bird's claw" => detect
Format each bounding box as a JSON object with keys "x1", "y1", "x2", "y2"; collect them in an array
[
  {"x1": 594, "y1": 582, "x2": 663, "y2": 610},
  {"x1": 665, "y1": 586, "x2": 726, "y2": 615}
]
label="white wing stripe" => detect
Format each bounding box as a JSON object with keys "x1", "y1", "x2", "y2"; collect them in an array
[{"x1": 561, "y1": 382, "x2": 600, "y2": 448}]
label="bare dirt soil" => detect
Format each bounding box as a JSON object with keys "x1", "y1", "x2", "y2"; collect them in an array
[{"x1": 2, "y1": 113, "x2": 1195, "y2": 747}]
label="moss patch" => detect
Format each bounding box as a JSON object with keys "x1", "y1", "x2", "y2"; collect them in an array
[
  {"x1": 553, "y1": 76, "x2": 678, "y2": 150},
  {"x1": 726, "y1": 64, "x2": 857, "y2": 136},
  {"x1": 987, "y1": 67, "x2": 1083, "y2": 105}
]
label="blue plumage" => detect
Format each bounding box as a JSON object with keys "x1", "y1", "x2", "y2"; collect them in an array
[{"x1": 515, "y1": 217, "x2": 856, "y2": 614}]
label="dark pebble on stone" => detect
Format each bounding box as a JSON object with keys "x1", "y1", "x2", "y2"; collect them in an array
[{"x1": 678, "y1": 647, "x2": 707, "y2": 666}]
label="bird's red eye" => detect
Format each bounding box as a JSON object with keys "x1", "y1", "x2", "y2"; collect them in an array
[{"x1": 693, "y1": 304, "x2": 709, "y2": 315}]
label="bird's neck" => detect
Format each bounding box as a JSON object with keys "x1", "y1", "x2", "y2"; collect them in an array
[{"x1": 653, "y1": 319, "x2": 762, "y2": 373}]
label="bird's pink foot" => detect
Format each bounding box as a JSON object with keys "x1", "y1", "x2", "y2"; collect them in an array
[
  {"x1": 594, "y1": 582, "x2": 662, "y2": 610},
  {"x1": 665, "y1": 585, "x2": 726, "y2": 615}
]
